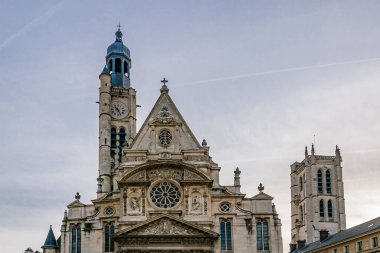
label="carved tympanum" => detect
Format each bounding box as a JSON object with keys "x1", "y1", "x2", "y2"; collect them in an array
[{"x1": 129, "y1": 218, "x2": 201, "y2": 236}]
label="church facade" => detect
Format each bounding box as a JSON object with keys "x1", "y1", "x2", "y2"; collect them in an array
[{"x1": 42, "y1": 28, "x2": 284, "y2": 253}]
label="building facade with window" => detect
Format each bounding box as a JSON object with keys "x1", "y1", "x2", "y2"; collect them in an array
[
  {"x1": 47, "y1": 28, "x2": 284, "y2": 253},
  {"x1": 290, "y1": 144, "x2": 347, "y2": 247},
  {"x1": 295, "y1": 216, "x2": 380, "y2": 253}
]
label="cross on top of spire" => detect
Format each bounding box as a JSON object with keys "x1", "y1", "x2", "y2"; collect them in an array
[
  {"x1": 160, "y1": 78, "x2": 169, "y2": 93},
  {"x1": 115, "y1": 23, "x2": 123, "y2": 42},
  {"x1": 161, "y1": 78, "x2": 168, "y2": 85}
]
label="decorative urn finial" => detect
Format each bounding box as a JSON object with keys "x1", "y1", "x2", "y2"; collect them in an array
[
  {"x1": 75, "y1": 192, "x2": 81, "y2": 200},
  {"x1": 258, "y1": 183, "x2": 264, "y2": 192}
]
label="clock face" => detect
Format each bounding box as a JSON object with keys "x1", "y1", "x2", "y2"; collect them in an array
[{"x1": 111, "y1": 101, "x2": 128, "y2": 119}]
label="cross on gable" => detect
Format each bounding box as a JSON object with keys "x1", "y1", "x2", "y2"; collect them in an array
[{"x1": 161, "y1": 78, "x2": 168, "y2": 85}]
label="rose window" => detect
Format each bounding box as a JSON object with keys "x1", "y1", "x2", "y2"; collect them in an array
[
  {"x1": 150, "y1": 181, "x2": 181, "y2": 208},
  {"x1": 104, "y1": 207, "x2": 115, "y2": 216},
  {"x1": 220, "y1": 202, "x2": 231, "y2": 213},
  {"x1": 159, "y1": 129, "x2": 172, "y2": 146}
]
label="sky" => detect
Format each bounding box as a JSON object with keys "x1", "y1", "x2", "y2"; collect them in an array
[{"x1": 0, "y1": 0, "x2": 380, "y2": 252}]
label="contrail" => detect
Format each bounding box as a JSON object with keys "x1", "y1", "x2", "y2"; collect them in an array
[
  {"x1": 218, "y1": 147, "x2": 380, "y2": 164},
  {"x1": 180, "y1": 57, "x2": 380, "y2": 87},
  {"x1": 0, "y1": 0, "x2": 66, "y2": 51}
]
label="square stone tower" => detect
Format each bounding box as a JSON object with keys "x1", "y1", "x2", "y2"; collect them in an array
[{"x1": 290, "y1": 145, "x2": 346, "y2": 247}]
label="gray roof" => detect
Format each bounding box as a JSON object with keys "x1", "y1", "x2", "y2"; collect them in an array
[{"x1": 298, "y1": 217, "x2": 380, "y2": 253}]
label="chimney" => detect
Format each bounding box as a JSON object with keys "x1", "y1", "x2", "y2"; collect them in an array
[
  {"x1": 290, "y1": 243, "x2": 297, "y2": 252},
  {"x1": 297, "y1": 240, "x2": 306, "y2": 250},
  {"x1": 320, "y1": 229, "x2": 329, "y2": 241}
]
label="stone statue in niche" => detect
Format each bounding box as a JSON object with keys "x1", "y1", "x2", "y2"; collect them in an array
[
  {"x1": 191, "y1": 196, "x2": 202, "y2": 211},
  {"x1": 130, "y1": 197, "x2": 140, "y2": 211}
]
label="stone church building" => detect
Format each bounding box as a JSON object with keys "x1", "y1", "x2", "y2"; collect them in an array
[{"x1": 40, "y1": 28, "x2": 284, "y2": 253}]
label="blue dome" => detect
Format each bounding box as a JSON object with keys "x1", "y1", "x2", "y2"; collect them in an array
[{"x1": 106, "y1": 28, "x2": 130, "y2": 58}]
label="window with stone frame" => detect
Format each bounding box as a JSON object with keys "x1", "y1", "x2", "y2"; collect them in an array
[
  {"x1": 357, "y1": 241, "x2": 363, "y2": 252},
  {"x1": 372, "y1": 237, "x2": 379, "y2": 248},
  {"x1": 220, "y1": 219, "x2": 233, "y2": 251},
  {"x1": 104, "y1": 223, "x2": 115, "y2": 252},
  {"x1": 327, "y1": 200, "x2": 333, "y2": 221},
  {"x1": 326, "y1": 170, "x2": 332, "y2": 194},
  {"x1": 257, "y1": 219, "x2": 270, "y2": 251},
  {"x1": 319, "y1": 200, "x2": 325, "y2": 219},
  {"x1": 317, "y1": 170, "x2": 323, "y2": 193},
  {"x1": 71, "y1": 224, "x2": 81, "y2": 253}
]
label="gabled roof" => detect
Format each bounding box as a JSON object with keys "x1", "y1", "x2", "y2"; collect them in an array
[
  {"x1": 130, "y1": 88, "x2": 201, "y2": 151},
  {"x1": 250, "y1": 191, "x2": 274, "y2": 200},
  {"x1": 42, "y1": 225, "x2": 59, "y2": 249},
  {"x1": 297, "y1": 216, "x2": 380, "y2": 253},
  {"x1": 67, "y1": 199, "x2": 86, "y2": 208},
  {"x1": 114, "y1": 214, "x2": 218, "y2": 238}
]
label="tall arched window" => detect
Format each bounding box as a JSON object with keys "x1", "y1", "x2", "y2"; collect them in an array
[
  {"x1": 257, "y1": 220, "x2": 270, "y2": 251},
  {"x1": 326, "y1": 170, "x2": 332, "y2": 194},
  {"x1": 71, "y1": 225, "x2": 81, "y2": 253},
  {"x1": 104, "y1": 223, "x2": 115, "y2": 252},
  {"x1": 328, "y1": 200, "x2": 333, "y2": 220},
  {"x1": 299, "y1": 177, "x2": 303, "y2": 191},
  {"x1": 115, "y1": 58, "x2": 121, "y2": 73},
  {"x1": 317, "y1": 170, "x2": 323, "y2": 193},
  {"x1": 319, "y1": 200, "x2": 325, "y2": 218},
  {"x1": 108, "y1": 59, "x2": 112, "y2": 73},
  {"x1": 118, "y1": 128, "x2": 126, "y2": 162},
  {"x1": 111, "y1": 127, "x2": 117, "y2": 159},
  {"x1": 124, "y1": 61, "x2": 129, "y2": 76},
  {"x1": 220, "y1": 219, "x2": 232, "y2": 251}
]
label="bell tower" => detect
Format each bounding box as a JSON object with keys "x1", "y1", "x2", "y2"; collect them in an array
[
  {"x1": 98, "y1": 26, "x2": 136, "y2": 194},
  {"x1": 290, "y1": 145, "x2": 346, "y2": 247}
]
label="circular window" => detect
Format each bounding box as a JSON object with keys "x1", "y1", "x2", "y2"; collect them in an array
[
  {"x1": 150, "y1": 181, "x2": 181, "y2": 208},
  {"x1": 159, "y1": 129, "x2": 172, "y2": 146},
  {"x1": 104, "y1": 207, "x2": 114, "y2": 216},
  {"x1": 220, "y1": 202, "x2": 231, "y2": 213}
]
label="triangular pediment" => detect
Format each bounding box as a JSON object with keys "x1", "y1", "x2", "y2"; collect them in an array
[
  {"x1": 130, "y1": 90, "x2": 202, "y2": 152},
  {"x1": 114, "y1": 215, "x2": 218, "y2": 238},
  {"x1": 67, "y1": 199, "x2": 86, "y2": 208},
  {"x1": 250, "y1": 191, "x2": 274, "y2": 200}
]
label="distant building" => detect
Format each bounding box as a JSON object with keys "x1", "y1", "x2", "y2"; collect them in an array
[
  {"x1": 290, "y1": 144, "x2": 347, "y2": 250},
  {"x1": 40, "y1": 27, "x2": 284, "y2": 253},
  {"x1": 294, "y1": 216, "x2": 380, "y2": 253}
]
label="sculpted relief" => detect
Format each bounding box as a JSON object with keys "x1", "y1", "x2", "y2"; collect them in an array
[
  {"x1": 123, "y1": 166, "x2": 208, "y2": 183},
  {"x1": 130, "y1": 218, "x2": 201, "y2": 236}
]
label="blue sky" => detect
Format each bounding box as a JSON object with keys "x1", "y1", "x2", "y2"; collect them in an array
[{"x1": 1, "y1": 1, "x2": 380, "y2": 252}]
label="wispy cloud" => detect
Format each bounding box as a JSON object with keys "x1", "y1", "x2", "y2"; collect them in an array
[
  {"x1": 0, "y1": 0, "x2": 66, "y2": 51},
  {"x1": 180, "y1": 57, "x2": 380, "y2": 86}
]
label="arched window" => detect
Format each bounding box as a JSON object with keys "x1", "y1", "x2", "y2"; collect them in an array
[
  {"x1": 318, "y1": 170, "x2": 323, "y2": 193},
  {"x1": 71, "y1": 225, "x2": 81, "y2": 253},
  {"x1": 257, "y1": 220, "x2": 270, "y2": 251},
  {"x1": 326, "y1": 170, "x2": 332, "y2": 194},
  {"x1": 104, "y1": 223, "x2": 115, "y2": 252},
  {"x1": 108, "y1": 59, "x2": 112, "y2": 73},
  {"x1": 328, "y1": 200, "x2": 333, "y2": 220},
  {"x1": 111, "y1": 128, "x2": 117, "y2": 149},
  {"x1": 299, "y1": 177, "x2": 303, "y2": 191},
  {"x1": 118, "y1": 128, "x2": 126, "y2": 162},
  {"x1": 220, "y1": 219, "x2": 232, "y2": 251},
  {"x1": 299, "y1": 206, "x2": 304, "y2": 222},
  {"x1": 115, "y1": 58, "x2": 121, "y2": 73},
  {"x1": 111, "y1": 128, "x2": 117, "y2": 159},
  {"x1": 124, "y1": 61, "x2": 129, "y2": 76},
  {"x1": 319, "y1": 200, "x2": 325, "y2": 218}
]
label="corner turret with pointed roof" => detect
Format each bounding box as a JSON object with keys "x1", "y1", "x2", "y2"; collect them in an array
[{"x1": 42, "y1": 225, "x2": 59, "y2": 253}]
